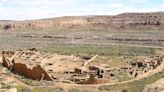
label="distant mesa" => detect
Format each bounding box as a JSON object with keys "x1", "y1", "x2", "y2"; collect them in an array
[{"x1": 0, "y1": 12, "x2": 164, "y2": 31}]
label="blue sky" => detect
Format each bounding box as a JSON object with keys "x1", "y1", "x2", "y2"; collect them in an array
[{"x1": 0, "y1": 0, "x2": 164, "y2": 20}]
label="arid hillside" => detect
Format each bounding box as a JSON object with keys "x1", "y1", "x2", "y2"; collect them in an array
[
  {"x1": 142, "y1": 78, "x2": 164, "y2": 92},
  {"x1": 1, "y1": 12, "x2": 164, "y2": 30}
]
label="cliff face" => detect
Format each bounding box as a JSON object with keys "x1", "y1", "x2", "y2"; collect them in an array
[
  {"x1": 0, "y1": 12, "x2": 164, "y2": 30},
  {"x1": 0, "y1": 16, "x2": 112, "y2": 30},
  {"x1": 112, "y1": 12, "x2": 164, "y2": 29}
]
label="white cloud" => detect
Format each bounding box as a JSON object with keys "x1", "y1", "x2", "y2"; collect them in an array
[
  {"x1": 0, "y1": 0, "x2": 81, "y2": 20},
  {"x1": 0, "y1": 0, "x2": 163, "y2": 20},
  {"x1": 160, "y1": 3, "x2": 164, "y2": 8},
  {"x1": 130, "y1": 0, "x2": 147, "y2": 3},
  {"x1": 107, "y1": 3, "x2": 123, "y2": 8},
  {"x1": 12, "y1": 0, "x2": 77, "y2": 6},
  {"x1": 0, "y1": 0, "x2": 8, "y2": 2}
]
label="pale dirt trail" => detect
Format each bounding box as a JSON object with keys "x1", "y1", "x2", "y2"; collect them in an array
[
  {"x1": 64, "y1": 41, "x2": 164, "y2": 49},
  {"x1": 63, "y1": 36, "x2": 164, "y2": 49}
]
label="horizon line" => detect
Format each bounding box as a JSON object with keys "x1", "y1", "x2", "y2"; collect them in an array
[{"x1": 0, "y1": 11, "x2": 164, "y2": 21}]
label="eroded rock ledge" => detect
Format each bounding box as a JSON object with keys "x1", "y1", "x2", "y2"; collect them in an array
[{"x1": 0, "y1": 12, "x2": 164, "y2": 30}]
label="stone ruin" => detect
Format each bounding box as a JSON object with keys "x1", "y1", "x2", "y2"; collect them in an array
[
  {"x1": 1, "y1": 49, "x2": 163, "y2": 84},
  {"x1": 127, "y1": 56, "x2": 163, "y2": 77},
  {"x1": 1, "y1": 49, "x2": 91, "y2": 83},
  {"x1": 2, "y1": 49, "x2": 53, "y2": 81}
]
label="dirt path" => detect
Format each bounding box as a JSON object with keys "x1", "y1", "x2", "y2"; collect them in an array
[
  {"x1": 64, "y1": 41, "x2": 164, "y2": 49},
  {"x1": 83, "y1": 55, "x2": 98, "y2": 66}
]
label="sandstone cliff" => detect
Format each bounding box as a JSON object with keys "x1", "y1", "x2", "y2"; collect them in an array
[{"x1": 0, "y1": 12, "x2": 164, "y2": 30}]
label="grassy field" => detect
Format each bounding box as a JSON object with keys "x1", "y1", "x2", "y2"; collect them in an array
[
  {"x1": 40, "y1": 43, "x2": 158, "y2": 56},
  {"x1": 0, "y1": 29, "x2": 163, "y2": 53},
  {"x1": 98, "y1": 71, "x2": 164, "y2": 92}
]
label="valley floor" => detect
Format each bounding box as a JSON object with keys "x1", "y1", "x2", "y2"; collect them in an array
[{"x1": 0, "y1": 29, "x2": 164, "y2": 92}]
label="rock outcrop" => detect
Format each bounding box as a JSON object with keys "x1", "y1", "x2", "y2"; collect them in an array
[
  {"x1": 0, "y1": 12, "x2": 164, "y2": 30},
  {"x1": 142, "y1": 78, "x2": 164, "y2": 92}
]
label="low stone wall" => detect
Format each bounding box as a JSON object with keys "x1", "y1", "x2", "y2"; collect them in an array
[
  {"x1": 2, "y1": 56, "x2": 12, "y2": 68},
  {"x1": 12, "y1": 63, "x2": 53, "y2": 81},
  {"x1": 2, "y1": 50, "x2": 53, "y2": 81}
]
